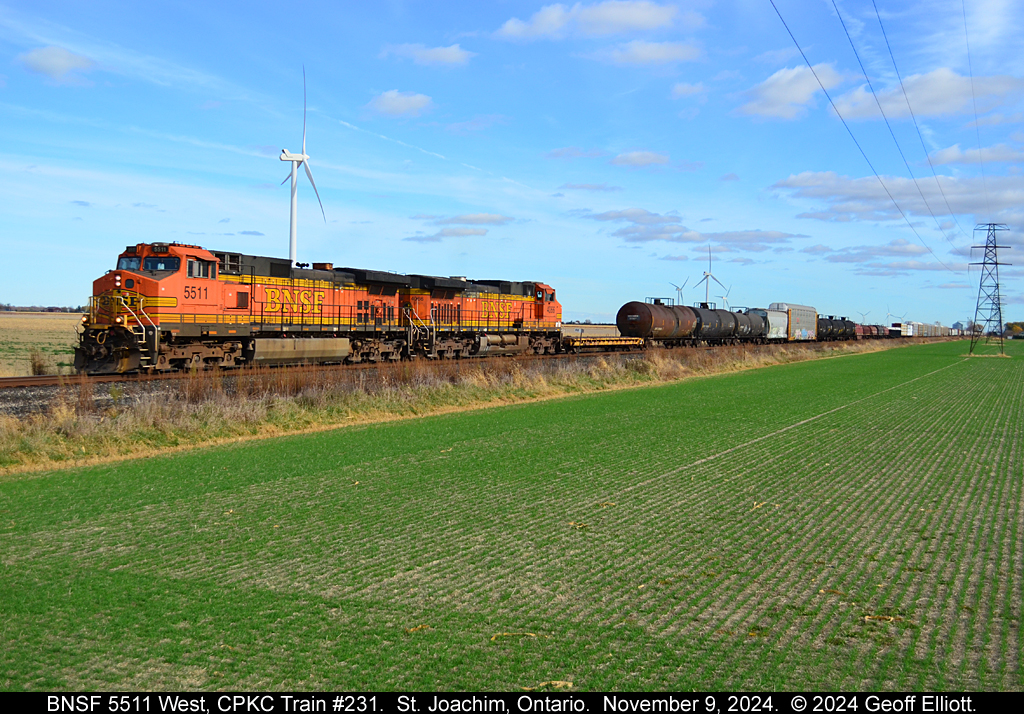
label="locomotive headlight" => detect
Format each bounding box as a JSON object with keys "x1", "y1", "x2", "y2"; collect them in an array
[
  {"x1": 115, "y1": 316, "x2": 123, "y2": 324},
  {"x1": 81, "y1": 316, "x2": 88, "y2": 324}
]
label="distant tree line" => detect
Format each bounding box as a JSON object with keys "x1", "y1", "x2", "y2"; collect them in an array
[{"x1": 0, "y1": 304, "x2": 87, "y2": 313}]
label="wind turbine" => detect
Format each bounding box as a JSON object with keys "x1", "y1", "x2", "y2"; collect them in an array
[
  {"x1": 694, "y1": 244, "x2": 727, "y2": 305},
  {"x1": 280, "y1": 67, "x2": 326, "y2": 265},
  {"x1": 857, "y1": 310, "x2": 870, "y2": 323},
  {"x1": 716, "y1": 285, "x2": 733, "y2": 311},
  {"x1": 670, "y1": 278, "x2": 688, "y2": 305}
]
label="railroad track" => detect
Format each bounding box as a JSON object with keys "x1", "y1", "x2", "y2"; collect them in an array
[
  {"x1": 0, "y1": 348, "x2": 639, "y2": 391},
  {"x1": 1, "y1": 339, "x2": 912, "y2": 391}
]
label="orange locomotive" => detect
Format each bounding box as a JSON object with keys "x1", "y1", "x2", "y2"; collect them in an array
[{"x1": 75, "y1": 242, "x2": 563, "y2": 374}]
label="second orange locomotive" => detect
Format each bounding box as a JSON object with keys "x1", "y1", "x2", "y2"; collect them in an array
[{"x1": 75, "y1": 242, "x2": 563, "y2": 373}]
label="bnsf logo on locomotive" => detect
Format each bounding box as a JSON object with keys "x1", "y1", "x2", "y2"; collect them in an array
[
  {"x1": 480, "y1": 300, "x2": 512, "y2": 318},
  {"x1": 263, "y1": 288, "x2": 326, "y2": 313}
]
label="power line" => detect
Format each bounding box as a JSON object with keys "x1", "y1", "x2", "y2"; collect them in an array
[
  {"x1": 962, "y1": 0, "x2": 992, "y2": 219},
  {"x1": 830, "y1": 0, "x2": 965, "y2": 269},
  {"x1": 766, "y1": 0, "x2": 959, "y2": 274},
  {"x1": 870, "y1": 0, "x2": 972, "y2": 252}
]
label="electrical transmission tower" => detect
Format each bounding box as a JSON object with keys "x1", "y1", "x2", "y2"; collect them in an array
[{"x1": 969, "y1": 223, "x2": 1011, "y2": 356}]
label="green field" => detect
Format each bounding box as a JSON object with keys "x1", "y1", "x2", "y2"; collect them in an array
[{"x1": 1, "y1": 340, "x2": 1021, "y2": 691}]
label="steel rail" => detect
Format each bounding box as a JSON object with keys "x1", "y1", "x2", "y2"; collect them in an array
[{"x1": 0, "y1": 338, "x2": 920, "y2": 392}]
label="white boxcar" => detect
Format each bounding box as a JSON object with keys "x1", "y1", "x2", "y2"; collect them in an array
[
  {"x1": 746, "y1": 308, "x2": 788, "y2": 340},
  {"x1": 769, "y1": 302, "x2": 818, "y2": 341}
]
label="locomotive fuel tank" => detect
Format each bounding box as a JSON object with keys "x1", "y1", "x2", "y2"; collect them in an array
[{"x1": 616, "y1": 301, "x2": 698, "y2": 340}]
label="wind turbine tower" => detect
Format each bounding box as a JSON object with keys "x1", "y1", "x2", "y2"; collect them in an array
[
  {"x1": 670, "y1": 278, "x2": 688, "y2": 306},
  {"x1": 694, "y1": 245, "x2": 727, "y2": 305},
  {"x1": 280, "y1": 68, "x2": 326, "y2": 265}
]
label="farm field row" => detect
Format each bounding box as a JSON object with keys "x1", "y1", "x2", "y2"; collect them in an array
[
  {"x1": 1, "y1": 340, "x2": 1020, "y2": 690},
  {"x1": 0, "y1": 312, "x2": 81, "y2": 376}
]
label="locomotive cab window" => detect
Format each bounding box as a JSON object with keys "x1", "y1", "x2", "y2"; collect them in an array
[
  {"x1": 187, "y1": 259, "x2": 215, "y2": 279},
  {"x1": 117, "y1": 256, "x2": 141, "y2": 271},
  {"x1": 143, "y1": 256, "x2": 180, "y2": 272}
]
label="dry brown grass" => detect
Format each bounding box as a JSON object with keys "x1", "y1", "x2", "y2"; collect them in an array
[
  {"x1": 0, "y1": 312, "x2": 82, "y2": 376},
  {"x1": 0, "y1": 338, "x2": 948, "y2": 475}
]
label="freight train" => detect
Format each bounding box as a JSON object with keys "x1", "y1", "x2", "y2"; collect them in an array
[
  {"x1": 614, "y1": 298, "x2": 871, "y2": 346},
  {"x1": 75, "y1": 242, "x2": 563, "y2": 374},
  {"x1": 75, "y1": 242, "x2": 904, "y2": 375}
]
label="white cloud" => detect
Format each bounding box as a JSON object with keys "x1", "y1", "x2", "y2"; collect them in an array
[
  {"x1": 592, "y1": 208, "x2": 679, "y2": 224},
  {"x1": 381, "y1": 43, "x2": 476, "y2": 66},
  {"x1": 738, "y1": 64, "x2": 843, "y2": 119},
  {"x1": 968, "y1": 112, "x2": 1024, "y2": 127},
  {"x1": 498, "y1": 4, "x2": 573, "y2": 38},
  {"x1": 595, "y1": 40, "x2": 701, "y2": 65},
  {"x1": 774, "y1": 170, "x2": 1024, "y2": 223},
  {"x1": 610, "y1": 150, "x2": 670, "y2": 167},
  {"x1": 801, "y1": 244, "x2": 832, "y2": 254},
  {"x1": 753, "y1": 47, "x2": 800, "y2": 64},
  {"x1": 852, "y1": 260, "x2": 970, "y2": 276},
  {"x1": 405, "y1": 227, "x2": 489, "y2": 243},
  {"x1": 575, "y1": 0, "x2": 690, "y2": 34},
  {"x1": 588, "y1": 207, "x2": 803, "y2": 249},
  {"x1": 800, "y1": 238, "x2": 969, "y2": 275},
  {"x1": 496, "y1": 1, "x2": 685, "y2": 39},
  {"x1": 929, "y1": 143, "x2": 1024, "y2": 165},
  {"x1": 367, "y1": 90, "x2": 433, "y2": 117},
  {"x1": 435, "y1": 213, "x2": 514, "y2": 225},
  {"x1": 17, "y1": 46, "x2": 94, "y2": 83},
  {"x1": 822, "y1": 238, "x2": 931, "y2": 264},
  {"x1": 834, "y1": 68, "x2": 1024, "y2": 120},
  {"x1": 671, "y1": 81, "x2": 706, "y2": 99}
]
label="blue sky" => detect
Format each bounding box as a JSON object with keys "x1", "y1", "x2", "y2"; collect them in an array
[{"x1": 1, "y1": 1, "x2": 1022, "y2": 324}]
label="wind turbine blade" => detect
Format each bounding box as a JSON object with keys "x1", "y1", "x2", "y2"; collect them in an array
[
  {"x1": 281, "y1": 172, "x2": 292, "y2": 186},
  {"x1": 302, "y1": 66, "x2": 307, "y2": 156},
  {"x1": 303, "y1": 161, "x2": 326, "y2": 222},
  {"x1": 682, "y1": 277, "x2": 688, "y2": 288},
  {"x1": 711, "y1": 275, "x2": 727, "y2": 290}
]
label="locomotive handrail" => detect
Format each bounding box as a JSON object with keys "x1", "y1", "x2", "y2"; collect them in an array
[
  {"x1": 116, "y1": 294, "x2": 157, "y2": 354},
  {"x1": 134, "y1": 299, "x2": 160, "y2": 360}
]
